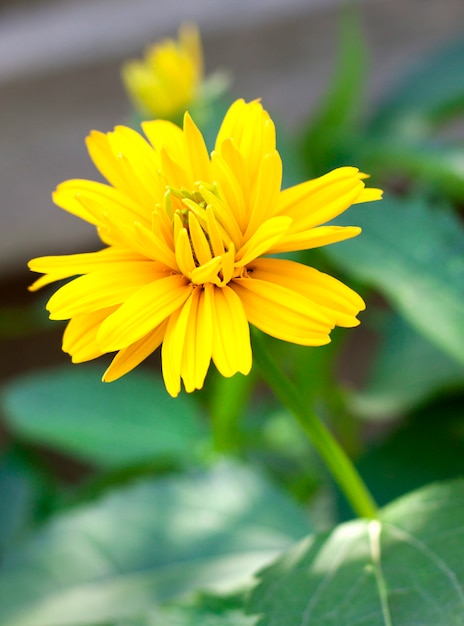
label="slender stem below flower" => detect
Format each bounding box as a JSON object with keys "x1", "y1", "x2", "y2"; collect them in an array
[
  {"x1": 210, "y1": 370, "x2": 256, "y2": 452},
  {"x1": 251, "y1": 328, "x2": 378, "y2": 520}
]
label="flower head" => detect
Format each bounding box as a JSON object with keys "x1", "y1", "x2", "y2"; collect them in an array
[
  {"x1": 29, "y1": 99, "x2": 382, "y2": 397},
  {"x1": 121, "y1": 23, "x2": 203, "y2": 121}
]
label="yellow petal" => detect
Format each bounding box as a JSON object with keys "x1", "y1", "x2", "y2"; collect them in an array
[
  {"x1": 247, "y1": 257, "x2": 365, "y2": 328},
  {"x1": 142, "y1": 119, "x2": 185, "y2": 162},
  {"x1": 156, "y1": 202, "x2": 176, "y2": 248},
  {"x1": 103, "y1": 319, "x2": 168, "y2": 382},
  {"x1": 200, "y1": 185, "x2": 243, "y2": 249},
  {"x1": 73, "y1": 196, "x2": 176, "y2": 268},
  {"x1": 216, "y1": 138, "x2": 250, "y2": 205},
  {"x1": 47, "y1": 262, "x2": 166, "y2": 320},
  {"x1": 278, "y1": 167, "x2": 359, "y2": 211},
  {"x1": 62, "y1": 307, "x2": 117, "y2": 362},
  {"x1": 85, "y1": 130, "x2": 136, "y2": 197},
  {"x1": 132, "y1": 222, "x2": 178, "y2": 270},
  {"x1": 181, "y1": 286, "x2": 213, "y2": 392},
  {"x1": 205, "y1": 205, "x2": 226, "y2": 257},
  {"x1": 190, "y1": 256, "x2": 222, "y2": 285},
  {"x1": 28, "y1": 247, "x2": 145, "y2": 291},
  {"x1": 245, "y1": 150, "x2": 282, "y2": 238},
  {"x1": 235, "y1": 216, "x2": 291, "y2": 267},
  {"x1": 161, "y1": 292, "x2": 195, "y2": 397},
  {"x1": 218, "y1": 243, "x2": 236, "y2": 286},
  {"x1": 232, "y1": 277, "x2": 333, "y2": 346},
  {"x1": 181, "y1": 197, "x2": 208, "y2": 229},
  {"x1": 354, "y1": 187, "x2": 383, "y2": 204},
  {"x1": 160, "y1": 145, "x2": 190, "y2": 189},
  {"x1": 183, "y1": 112, "x2": 211, "y2": 181},
  {"x1": 210, "y1": 285, "x2": 252, "y2": 378},
  {"x1": 237, "y1": 104, "x2": 273, "y2": 180},
  {"x1": 211, "y1": 150, "x2": 247, "y2": 231},
  {"x1": 215, "y1": 99, "x2": 247, "y2": 149},
  {"x1": 188, "y1": 211, "x2": 212, "y2": 266},
  {"x1": 216, "y1": 100, "x2": 275, "y2": 184},
  {"x1": 277, "y1": 167, "x2": 366, "y2": 230},
  {"x1": 269, "y1": 225, "x2": 361, "y2": 254},
  {"x1": 97, "y1": 274, "x2": 192, "y2": 351},
  {"x1": 53, "y1": 180, "x2": 147, "y2": 226},
  {"x1": 174, "y1": 226, "x2": 196, "y2": 277},
  {"x1": 51, "y1": 180, "x2": 104, "y2": 226},
  {"x1": 106, "y1": 125, "x2": 163, "y2": 207}
]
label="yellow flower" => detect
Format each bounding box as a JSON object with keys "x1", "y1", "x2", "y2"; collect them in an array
[
  {"x1": 29, "y1": 99, "x2": 382, "y2": 397},
  {"x1": 121, "y1": 23, "x2": 203, "y2": 120}
]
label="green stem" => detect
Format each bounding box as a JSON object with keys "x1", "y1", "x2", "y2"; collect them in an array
[
  {"x1": 210, "y1": 370, "x2": 256, "y2": 452},
  {"x1": 251, "y1": 329, "x2": 377, "y2": 519}
]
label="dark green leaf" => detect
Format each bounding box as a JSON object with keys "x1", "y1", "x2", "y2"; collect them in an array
[
  {"x1": 167, "y1": 608, "x2": 255, "y2": 626},
  {"x1": 351, "y1": 312, "x2": 464, "y2": 418},
  {"x1": 325, "y1": 195, "x2": 464, "y2": 365},
  {"x1": 111, "y1": 604, "x2": 256, "y2": 626},
  {"x1": 158, "y1": 608, "x2": 256, "y2": 626},
  {"x1": 301, "y1": 10, "x2": 368, "y2": 175},
  {"x1": 370, "y1": 37, "x2": 464, "y2": 133},
  {"x1": 249, "y1": 479, "x2": 464, "y2": 625},
  {"x1": 94, "y1": 588, "x2": 257, "y2": 626},
  {"x1": 359, "y1": 139, "x2": 464, "y2": 202},
  {"x1": 0, "y1": 452, "x2": 52, "y2": 555},
  {"x1": 0, "y1": 457, "x2": 33, "y2": 554},
  {"x1": 0, "y1": 462, "x2": 310, "y2": 626},
  {"x1": 0, "y1": 366, "x2": 208, "y2": 468},
  {"x1": 354, "y1": 395, "x2": 464, "y2": 509},
  {"x1": 0, "y1": 304, "x2": 48, "y2": 339}
]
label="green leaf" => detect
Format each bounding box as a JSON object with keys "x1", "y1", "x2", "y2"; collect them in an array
[
  {"x1": 351, "y1": 312, "x2": 464, "y2": 418},
  {"x1": 0, "y1": 304, "x2": 48, "y2": 339},
  {"x1": 324, "y1": 195, "x2": 464, "y2": 366},
  {"x1": 0, "y1": 462, "x2": 310, "y2": 626},
  {"x1": 0, "y1": 366, "x2": 208, "y2": 468},
  {"x1": 167, "y1": 608, "x2": 255, "y2": 626},
  {"x1": 370, "y1": 37, "x2": 464, "y2": 133},
  {"x1": 353, "y1": 395, "x2": 464, "y2": 509},
  {"x1": 359, "y1": 139, "x2": 464, "y2": 202},
  {"x1": 0, "y1": 452, "x2": 52, "y2": 555},
  {"x1": 89, "y1": 587, "x2": 258, "y2": 626},
  {"x1": 248, "y1": 479, "x2": 464, "y2": 625},
  {"x1": 111, "y1": 604, "x2": 256, "y2": 626},
  {"x1": 301, "y1": 10, "x2": 368, "y2": 175},
  {"x1": 0, "y1": 457, "x2": 33, "y2": 554}
]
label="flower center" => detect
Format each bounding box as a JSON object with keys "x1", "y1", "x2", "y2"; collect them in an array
[
  {"x1": 165, "y1": 185, "x2": 240, "y2": 287},
  {"x1": 169, "y1": 187, "x2": 214, "y2": 264}
]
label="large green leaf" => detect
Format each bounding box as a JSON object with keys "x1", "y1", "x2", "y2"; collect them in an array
[
  {"x1": 351, "y1": 312, "x2": 464, "y2": 418},
  {"x1": 248, "y1": 479, "x2": 464, "y2": 625},
  {"x1": 370, "y1": 37, "x2": 464, "y2": 133},
  {"x1": 0, "y1": 462, "x2": 310, "y2": 626},
  {"x1": 324, "y1": 195, "x2": 464, "y2": 365},
  {"x1": 0, "y1": 366, "x2": 207, "y2": 468}
]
